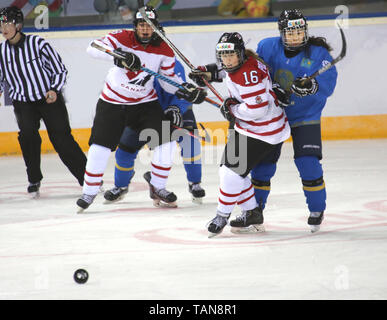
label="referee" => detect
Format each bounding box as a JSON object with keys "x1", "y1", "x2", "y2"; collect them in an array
[{"x1": 0, "y1": 6, "x2": 87, "y2": 197}]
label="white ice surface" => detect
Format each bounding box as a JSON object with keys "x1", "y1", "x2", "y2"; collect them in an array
[{"x1": 0, "y1": 140, "x2": 387, "y2": 300}]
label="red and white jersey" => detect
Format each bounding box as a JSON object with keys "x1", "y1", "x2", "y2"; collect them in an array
[
  {"x1": 226, "y1": 56, "x2": 290, "y2": 145},
  {"x1": 87, "y1": 30, "x2": 182, "y2": 105}
]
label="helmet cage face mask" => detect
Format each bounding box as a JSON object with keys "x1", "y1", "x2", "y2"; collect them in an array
[
  {"x1": 216, "y1": 33, "x2": 246, "y2": 73},
  {"x1": 278, "y1": 11, "x2": 309, "y2": 51},
  {"x1": 216, "y1": 43, "x2": 244, "y2": 73},
  {"x1": 280, "y1": 18, "x2": 309, "y2": 51},
  {"x1": 133, "y1": 7, "x2": 159, "y2": 44}
]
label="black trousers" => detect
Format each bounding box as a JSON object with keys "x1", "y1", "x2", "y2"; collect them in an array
[
  {"x1": 89, "y1": 99, "x2": 176, "y2": 153},
  {"x1": 13, "y1": 93, "x2": 87, "y2": 185},
  {"x1": 221, "y1": 129, "x2": 278, "y2": 178}
]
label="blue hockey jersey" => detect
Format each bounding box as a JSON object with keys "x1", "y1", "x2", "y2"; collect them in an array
[
  {"x1": 153, "y1": 59, "x2": 191, "y2": 114},
  {"x1": 256, "y1": 37, "x2": 338, "y2": 126}
]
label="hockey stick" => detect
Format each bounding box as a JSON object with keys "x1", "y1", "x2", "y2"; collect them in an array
[
  {"x1": 90, "y1": 41, "x2": 220, "y2": 108},
  {"x1": 283, "y1": 24, "x2": 347, "y2": 96},
  {"x1": 90, "y1": 41, "x2": 211, "y2": 142},
  {"x1": 198, "y1": 123, "x2": 211, "y2": 143},
  {"x1": 137, "y1": 1, "x2": 225, "y2": 103},
  {"x1": 303, "y1": 24, "x2": 347, "y2": 82},
  {"x1": 173, "y1": 124, "x2": 210, "y2": 143}
]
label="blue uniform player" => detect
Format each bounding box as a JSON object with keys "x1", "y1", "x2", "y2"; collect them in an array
[
  {"x1": 248, "y1": 9, "x2": 338, "y2": 232},
  {"x1": 103, "y1": 59, "x2": 206, "y2": 205}
]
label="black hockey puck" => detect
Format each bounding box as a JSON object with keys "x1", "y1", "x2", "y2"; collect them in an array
[{"x1": 74, "y1": 269, "x2": 89, "y2": 284}]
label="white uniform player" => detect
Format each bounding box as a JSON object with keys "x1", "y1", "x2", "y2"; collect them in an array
[
  {"x1": 89, "y1": 29, "x2": 180, "y2": 104},
  {"x1": 190, "y1": 32, "x2": 290, "y2": 237},
  {"x1": 76, "y1": 6, "x2": 206, "y2": 212}
]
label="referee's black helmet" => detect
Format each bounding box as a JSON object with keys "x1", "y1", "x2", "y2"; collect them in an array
[{"x1": 0, "y1": 6, "x2": 24, "y2": 30}]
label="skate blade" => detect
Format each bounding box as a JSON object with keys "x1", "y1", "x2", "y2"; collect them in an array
[
  {"x1": 230, "y1": 224, "x2": 265, "y2": 234},
  {"x1": 153, "y1": 199, "x2": 177, "y2": 208},
  {"x1": 103, "y1": 195, "x2": 125, "y2": 204},
  {"x1": 208, "y1": 230, "x2": 224, "y2": 238},
  {"x1": 77, "y1": 206, "x2": 86, "y2": 214},
  {"x1": 208, "y1": 232, "x2": 219, "y2": 238},
  {"x1": 192, "y1": 196, "x2": 203, "y2": 204},
  {"x1": 310, "y1": 225, "x2": 321, "y2": 233}
]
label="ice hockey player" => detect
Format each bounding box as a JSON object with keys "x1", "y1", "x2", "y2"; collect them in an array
[
  {"x1": 103, "y1": 58, "x2": 206, "y2": 207},
  {"x1": 76, "y1": 5, "x2": 206, "y2": 212},
  {"x1": 249, "y1": 9, "x2": 338, "y2": 233},
  {"x1": 190, "y1": 32, "x2": 290, "y2": 237}
]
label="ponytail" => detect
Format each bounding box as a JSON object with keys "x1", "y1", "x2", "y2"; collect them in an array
[
  {"x1": 245, "y1": 49, "x2": 270, "y2": 69},
  {"x1": 308, "y1": 36, "x2": 333, "y2": 51}
]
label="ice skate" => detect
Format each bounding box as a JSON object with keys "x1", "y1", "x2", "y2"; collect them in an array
[
  {"x1": 188, "y1": 182, "x2": 205, "y2": 204},
  {"x1": 308, "y1": 211, "x2": 324, "y2": 233},
  {"x1": 143, "y1": 171, "x2": 177, "y2": 208},
  {"x1": 230, "y1": 206, "x2": 265, "y2": 234},
  {"x1": 27, "y1": 182, "x2": 41, "y2": 199},
  {"x1": 104, "y1": 186, "x2": 128, "y2": 203},
  {"x1": 76, "y1": 194, "x2": 97, "y2": 213},
  {"x1": 207, "y1": 211, "x2": 230, "y2": 238}
]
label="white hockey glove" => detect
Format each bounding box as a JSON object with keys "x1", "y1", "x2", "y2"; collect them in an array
[
  {"x1": 291, "y1": 77, "x2": 319, "y2": 97},
  {"x1": 164, "y1": 105, "x2": 183, "y2": 127}
]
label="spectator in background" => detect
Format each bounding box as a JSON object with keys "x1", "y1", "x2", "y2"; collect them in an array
[
  {"x1": 218, "y1": 0, "x2": 271, "y2": 18},
  {"x1": 94, "y1": 0, "x2": 138, "y2": 21}
]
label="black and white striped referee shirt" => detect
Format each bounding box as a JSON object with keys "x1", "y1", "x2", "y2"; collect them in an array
[{"x1": 0, "y1": 33, "x2": 67, "y2": 102}]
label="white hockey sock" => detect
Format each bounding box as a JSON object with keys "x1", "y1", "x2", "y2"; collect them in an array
[
  {"x1": 237, "y1": 176, "x2": 258, "y2": 212},
  {"x1": 83, "y1": 144, "x2": 111, "y2": 195},
  {"x1": 217, "y1": 165, "x2": 245, "y2": 214},
  {"x1": 150, "y1": 141, "x2": 177, "y2": 189}
]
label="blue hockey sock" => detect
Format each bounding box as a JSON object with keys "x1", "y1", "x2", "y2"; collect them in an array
[
  {"x1": 180, "y1": 135, "x2": 202, "y2": 183},
  {"x1": 294, "y1": 156, "x2": 326, "y2": 213},
  {"x1": 250, "y1": 162, "x2": 277, "y2": 210},
  {"x1": 114, "y1": 148, "x2": 138, "y2": 188}
]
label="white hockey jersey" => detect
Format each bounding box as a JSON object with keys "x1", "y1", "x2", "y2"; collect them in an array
[
  {"x1": 226, "y1": 56, "x2": 290, "y2": 145},
  {"x1": 87, "y1": 29, "x2": 182, "y2": 105}
]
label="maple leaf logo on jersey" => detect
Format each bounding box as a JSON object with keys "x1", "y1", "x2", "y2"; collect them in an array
[
  {"x1": 126, "y1": 69, "x2": 142, "y2": 80},
  {"x1": 125, "y1": 64, "x2": 152, "y2": 86},
  {"x1": 255, "y1": 96, "x2": 263, "y2": 104}
]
